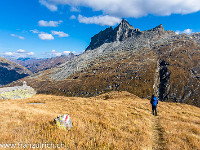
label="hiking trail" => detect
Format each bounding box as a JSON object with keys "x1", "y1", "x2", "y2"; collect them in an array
[{"x1": 152, "y1": 116, "x2": 167, "y2": 150}]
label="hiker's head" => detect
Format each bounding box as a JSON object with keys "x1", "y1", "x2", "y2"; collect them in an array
[{"x1": 152, "y1": 95, "x2": 154, "y2": 98}]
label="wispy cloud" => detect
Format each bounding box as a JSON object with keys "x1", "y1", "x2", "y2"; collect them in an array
[
  {"x1": 39, "y1": 0, "x2": 200, "y2": 18},
  {"x1": 70, "y1": 6, "x2": 80, "y2": 12},
  {"x1": 39, "y1": 0, "x2": 57, "y2": 11},
  {"x1": 38, "y1": 20, "x2": 63, "y2": 27},
  {"x1": 11, "y1": 34, "x2": 25, "y2": 40},
  {"x1": 30, "y1": 29, "x2": 39, "y2": 33},
  {"x1": 51, "y1": 31, "x2": 69, "y2": 37},
  {"x1": 78, "y1": 15, "x2": 121, "y2": 26},
  {"x1": 176, "y1": 29, "x2": 193, "y2": 34}
]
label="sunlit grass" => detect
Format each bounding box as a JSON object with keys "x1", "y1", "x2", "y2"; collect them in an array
[{"x1": 0, "y1": 91, "x2": 199, "y2": 149}]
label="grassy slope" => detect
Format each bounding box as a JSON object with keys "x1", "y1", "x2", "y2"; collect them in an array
[{"x1": 0, "y1": 91, "x2": 199, "y2": 150}]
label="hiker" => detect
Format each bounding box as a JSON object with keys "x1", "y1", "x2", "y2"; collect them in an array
[{"x1": 150, "y1": 95, "x2": 158, "y2": 116}]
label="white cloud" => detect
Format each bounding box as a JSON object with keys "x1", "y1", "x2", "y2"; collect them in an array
[
  {"x1": 27, "y1": 52, "x2": 35, "y2": 56},
  {"x1": 11, "y1": 34, "x2": 25, "y2": 40},
  {"x1": 183, "y1": 29, "x2": 193, "y2": 34},
  {"x1": 39, "y1": 0, "x2": 57, "y2": 11},
  {"x1": 39, "y1": 0, "x2": 200, "y2": 18},
  {"x1": 176, "y1": 29, "x2": 193, "y2": 34},
  {"x1": 38, "y1": 20, "x2": 63, "y2": 27},
  {"x1": 38, "y1": 33, "x2": 54, "y2": 40},
  {"x1": 78, "y1": 15, "x2": 121, "y2": 26},
  {"x1": 70, "y1": 15, "x2": 76, "y2": 20},
  {"x1": 51, "y1": 31, "x2": 69, "y2": 37},
  {"x1": 3, "y1": 49, "x2": 35, "y2": 58},
  {"x1": 4, "y1": 52, "x2": 14, "y2": 56},
  {"x1": 50, "y1": 50, "x2": 74, "y2": 57},
  {"x1": 51, "y1": 50, "x2": 62, "y2": 56},
  {"x1": 16, "y1": 49, "x2": 26, "y2": 53},
  {"x1": 63, "y1": 51, "x2": 71, "y2": 55}
]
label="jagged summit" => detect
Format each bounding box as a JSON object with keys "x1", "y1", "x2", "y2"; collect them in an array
[
  {"x1": 117, "y1": 19, "x2": 134, "y2": 30},
  {"x1": 86, "y1": 19, "x2": 167, "y2": 50},
  {"x1": 86, "y1": 19, "x2": 137, "y2": 50},
  {"x1": 149, "y1": 24, "x2": 164, "y2": 32}
]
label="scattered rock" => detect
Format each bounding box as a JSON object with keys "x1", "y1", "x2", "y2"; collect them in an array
[
  {"x1": 54, "y1": 114, "x2": 73, "y2": 130},
  {"x1": 0, "y1": 85, "x2": 36, "y2": 100}
]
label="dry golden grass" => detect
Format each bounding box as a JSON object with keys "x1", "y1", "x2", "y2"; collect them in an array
[{"x1": 0, "y1": 91, "x2": 199, "y2": 150}]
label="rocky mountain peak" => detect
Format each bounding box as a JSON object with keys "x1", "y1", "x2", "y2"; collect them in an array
[
  {"x1": 117, "y1": 19, "x2": 134, "y2": 30},
  {"x1": 150, "y1": 24, "x2": 165, "y2": 32},
  {"x1": 113, "y1": 19, "x2": 135, "y2": 41},
  {"x1": 86, "y1": 19, "x2": 168, "y2": 51}
]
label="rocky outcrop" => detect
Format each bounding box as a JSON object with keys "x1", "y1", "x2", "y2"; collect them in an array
[
  {"x1": 0, "y1": 84, "x2": 36, "y2": 100},
  {"x1": 0, "y1": 57, "x2": 32, "y2": 86}
]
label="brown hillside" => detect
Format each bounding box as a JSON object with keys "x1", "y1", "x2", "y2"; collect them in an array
[{"x1": 0, "y1": 92, "x2": 199, "y2": 149}]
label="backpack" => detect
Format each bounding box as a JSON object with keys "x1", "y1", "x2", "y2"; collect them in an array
[{"x1": 151, "y1": 96, "x2": 158, "y2": 106}]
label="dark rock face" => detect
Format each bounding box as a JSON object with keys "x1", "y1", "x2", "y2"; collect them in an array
[
  {"x1": 0, "y1": 57, "x2": 32, "y2": 86},
  {"x1": 158, "y1": 60, "x2": 171, "y2": 101},
  {"x1": 86, "y1": 27, "x2": 114, "y2": 50}
]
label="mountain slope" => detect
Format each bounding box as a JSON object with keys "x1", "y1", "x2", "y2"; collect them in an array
[
  {"x1": 0, "y1": 57, "x2": 32, "y2": 86},
  {"x1": 9, "y1": 53, "x2": 75, "y2": 73},
  {"x1": 0, "y1": 92, "x2": 199, "y2": 149},
  {"x1": 7, "y1": 20, "x2": 200, "y2": 107}
]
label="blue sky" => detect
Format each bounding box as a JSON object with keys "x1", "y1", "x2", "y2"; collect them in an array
[{"x1": 0, "y1": 0, "x2": 200, "y2": 58}]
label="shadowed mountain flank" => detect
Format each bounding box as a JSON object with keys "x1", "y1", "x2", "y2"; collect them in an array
[{"x1": 0, "y1": 57, "x2": 32, "y2": 86}]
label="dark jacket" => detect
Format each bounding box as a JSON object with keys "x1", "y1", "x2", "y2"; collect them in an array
[{"x1": 151, "y1": 96, "x2": 158, "y2": 106}]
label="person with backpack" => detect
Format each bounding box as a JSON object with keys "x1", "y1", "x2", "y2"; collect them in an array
[{"x1": 150, "y1": 95, "x2": 158, "y2": 116}]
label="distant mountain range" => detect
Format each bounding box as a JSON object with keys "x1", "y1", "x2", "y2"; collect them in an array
[
  {"x1": 4, "y1": 19, "x2": 200, "y2": 107},
  {"x1": 8, "y1": 53, "x2": 75, "y2": 73}
]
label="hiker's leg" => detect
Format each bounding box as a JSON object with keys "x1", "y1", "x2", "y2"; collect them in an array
[
  {"x1": 152, "y1": 105, "x2": 155, "y2": 115},
  {"x1": 155, "y1": 106, "x2": 157, "y2": 116}
]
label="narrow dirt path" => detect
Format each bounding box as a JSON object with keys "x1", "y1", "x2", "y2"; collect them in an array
[{"x1": 152, "y1": 116, "x2": 167, "y2": 150}]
